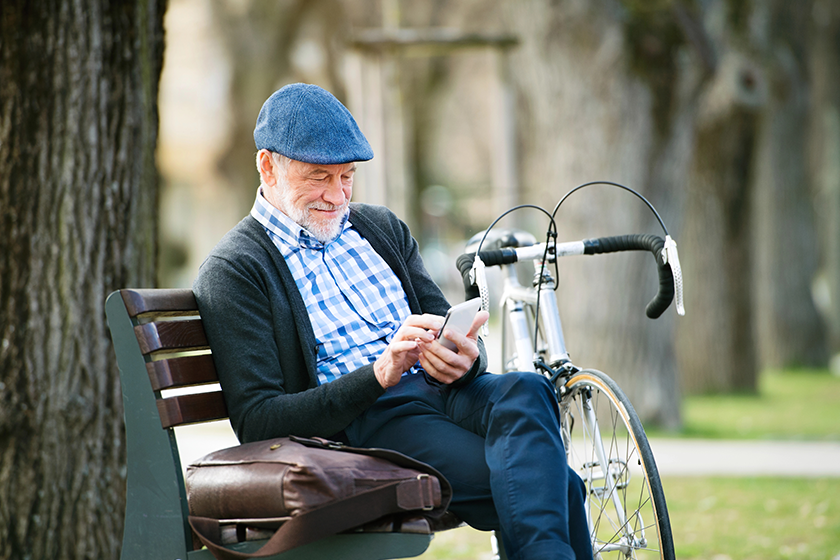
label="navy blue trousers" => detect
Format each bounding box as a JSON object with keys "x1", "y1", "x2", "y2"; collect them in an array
[{"x1": 344, "y1": 371, "x2": 593, "y2": 560}]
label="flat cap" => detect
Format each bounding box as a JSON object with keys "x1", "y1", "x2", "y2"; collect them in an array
[{"x1": 254, "y1": 83, "x2": 373, "y2": 165}]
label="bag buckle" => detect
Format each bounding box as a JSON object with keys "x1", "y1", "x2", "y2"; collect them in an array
[{"x1": 417, "y1": 474, "x2": 434, "y2": 511}]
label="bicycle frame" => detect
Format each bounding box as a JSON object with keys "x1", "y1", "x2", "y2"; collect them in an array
[{"x1": 498, "y1": 257, "x2": 570, "y2": 373}]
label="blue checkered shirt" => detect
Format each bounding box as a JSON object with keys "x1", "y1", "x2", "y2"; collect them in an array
[{"x1": 250, "y1": 190, "x2": 415, "y2": 385}]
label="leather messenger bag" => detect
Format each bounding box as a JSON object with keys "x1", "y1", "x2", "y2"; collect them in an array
[{"x1": 186, "y1": 436, "x2": 452, "y2": 560}]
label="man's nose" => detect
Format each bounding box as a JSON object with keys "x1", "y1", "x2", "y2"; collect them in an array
[{"x1": 322, "y1": 177, "x2": 347, "y2": 206}]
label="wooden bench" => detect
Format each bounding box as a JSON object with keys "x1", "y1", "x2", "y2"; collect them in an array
[{"x1": 106, "y1": 288, "x2": 446, "y2": 560}]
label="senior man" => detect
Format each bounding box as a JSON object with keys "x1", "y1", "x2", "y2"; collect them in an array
[{"x1": 193, "y1": 83, "x2": 592, "y2": 560}]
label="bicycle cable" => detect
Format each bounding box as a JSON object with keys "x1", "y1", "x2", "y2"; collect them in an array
[
  {"x1": 551, "y1": 181, "x2": 669, "y2": 236},
  {"x1": 531, "y1": 217, "x2": 561, "y2": 359},
  {"x1": 470, "y1": 204, "x2": 557, "y2": 340},
  {"x1": 472, "y1": 204, "x2": 556, "y2": 255}
]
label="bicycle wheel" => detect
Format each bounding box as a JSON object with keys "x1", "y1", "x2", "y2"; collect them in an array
[{"x1": 558, "y1": 369, "x2": 675, "y2": 560}]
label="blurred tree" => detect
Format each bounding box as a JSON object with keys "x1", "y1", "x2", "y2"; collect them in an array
[
  {"x1": 677, "y1": 0, "x2": 826, "y2": 392},
  {"x1": 479, "y1": 0, "x2": 824, "y2": 403},
  {"x1": 810, "y1": 0, "x2": 840, "y2": 372},
  {"x1": 752, "y1": 0, "x2": 826, "y2": 371},
  {"x1": 0, "y1": 0, "x2": 165, "y2": 558}
]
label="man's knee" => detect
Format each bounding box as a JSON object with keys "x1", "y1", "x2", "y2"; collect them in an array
[
  {"x1": 478, "y1": 371, "x2": 562, "y2": 433},
  {"x1": 495, "y1": 370, "x2": 557, "y2": 403}
]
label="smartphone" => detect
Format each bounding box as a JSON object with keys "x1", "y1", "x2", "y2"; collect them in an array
[{"x1": 436, "y1": 298, "x2": 482, "y2": 352}]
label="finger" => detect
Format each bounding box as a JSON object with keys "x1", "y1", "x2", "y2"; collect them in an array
[
  {"x1": 383, "y1": 341, "x2": 420, "y2": 372},
  {"x1": 466, "y1": 310, "x2": 490, "y2": 339},
  {"x1": 419, "y1": 352, "x2": 463, "y2": 384},
  {"x1": 389, "y1": 339, "x2": 420, "y2": 353},
  {"x1": 402, "y1": 313, "x2": 445, "y2": 332},
  {"x1": 378, "y1": 340, "x2": 423, "y2": 382},
  {"x1": 394, "y1": 324, "x2": 437, "y2": 344},
  {"x1": 421, "y1": 340, "x2": 474, "y2": 376},
  {"x1": 439, "y1": 327, "x2": 480, "y2": 360}
]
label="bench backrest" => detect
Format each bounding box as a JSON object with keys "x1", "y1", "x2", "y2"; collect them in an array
[
  {"x1": 119, "y1": 288, "x2": 228, "y2": 428},
  {"x1": 107, "y1": 288, "x2": 228, "y2": 559}
]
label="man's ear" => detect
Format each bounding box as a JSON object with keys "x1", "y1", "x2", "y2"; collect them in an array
[{"x1": 257, "y1": 150, "x2": 277, "y2": 186}]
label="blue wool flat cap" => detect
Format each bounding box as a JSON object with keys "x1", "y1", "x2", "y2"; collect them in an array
[{"x1": 254, "y1": 83, "x2": 374, "y2": 165}]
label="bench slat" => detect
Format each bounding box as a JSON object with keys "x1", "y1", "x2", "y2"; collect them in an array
[
  {"x1": 135, "y1": 320, "x2": 209, "y2": 355},
  {"x1": 121, "y1": 288, "x2": 198, "y2": 317},
  {"x1": 146, "y1": 354, "x2": 218, "y2": 391},
  {"x1": 157, "y1": 391, "x2": 229, "y2": 428}
]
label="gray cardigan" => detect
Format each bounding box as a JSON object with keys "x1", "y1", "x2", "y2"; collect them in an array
[{"x1": 193, "y1": 203, "x2": 487, "y2": 443}]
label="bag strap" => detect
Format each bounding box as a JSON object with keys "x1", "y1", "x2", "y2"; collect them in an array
[
  {"x1": 189, "y1": 476, "x2": 437, "y2": 560},
  {"x1": 289, "y1": 436, "x2": 453, "y2": 516}
]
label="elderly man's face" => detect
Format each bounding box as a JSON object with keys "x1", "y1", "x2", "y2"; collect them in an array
[{"x1": 261, "y1": 152, "x2": 355, "y2": 243}]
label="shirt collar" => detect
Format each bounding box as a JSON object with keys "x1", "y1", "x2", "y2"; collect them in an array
[{"x1": 250, "y1": 187, "x2": 350, "y2": 250}]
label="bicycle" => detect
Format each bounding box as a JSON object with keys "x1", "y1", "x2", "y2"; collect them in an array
[{"x1": 453, "y1": 183, "x2": 685, "y2": 560}]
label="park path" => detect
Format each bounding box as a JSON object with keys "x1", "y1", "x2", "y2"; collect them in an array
[
  {"x1": 649, "y1": 438, "x2": 840, "y2": 477},
  {"x1": 174, "y1": 423, "x2": 840, "y2": 478}
]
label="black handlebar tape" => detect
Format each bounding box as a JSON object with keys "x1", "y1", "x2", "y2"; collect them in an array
[
  {"x1": 455, "y1": 235, "x2": 674, "y2": 319},
  {"x1": 455, "y1": 249, "x2": 518, "y2": 300},
  {"x1": 583, "y1": 234, "x2": 674, "y2": 318},
  {"x1": 455, "y1": 253, "x2": 480, "y2": 300}
]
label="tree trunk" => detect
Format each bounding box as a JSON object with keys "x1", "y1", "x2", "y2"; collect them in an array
[
  {"x1": 677, "y1": 0, "x2": 828, "y2": 392},
  {"x1": 752, "y1": 0, "x2": 826, "y2": 370},
  {"x1": 679, "y1": 73, "x2": 760, "y2": 392},
  {"x1": 810, "y1": 0, "x2": 840, "y2": 373},
  {"x1": 0, "y1": 0, "x2": 164, "y2": 558}
]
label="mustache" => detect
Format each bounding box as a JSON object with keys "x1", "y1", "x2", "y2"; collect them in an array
[{"x1": 308, "y1": 201, "x2": 348, "y2": 212}]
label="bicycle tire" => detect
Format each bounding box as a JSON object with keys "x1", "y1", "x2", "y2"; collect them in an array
[{"x1": 558, "y1": 369, "x2": 675, "y2": 560}]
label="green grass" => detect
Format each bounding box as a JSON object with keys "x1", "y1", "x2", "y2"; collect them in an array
[
  {"x1": 658, "y1": 369, "x2": 840, "y2": 440},
  {"x1": 667, "y1": 477, "x2": 840, "y2": 560}
]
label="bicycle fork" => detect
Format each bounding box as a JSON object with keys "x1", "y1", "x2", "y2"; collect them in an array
[{"x1": 578, "y1": 390, "x2": 647, "y2": 556}]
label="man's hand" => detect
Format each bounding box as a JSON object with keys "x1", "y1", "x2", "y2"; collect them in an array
[
  {"x1": 374, "y1": 314, "x2": 443, "y2": 389},
  {"x1": 418, "y1": 310, "x2": 489, "y2": 384}
]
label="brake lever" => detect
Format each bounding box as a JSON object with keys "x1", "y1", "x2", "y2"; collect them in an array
[
  {"x1": 663, "y1": 235, "x2": 685, "y2": 316},
  {"x1": 469, "y1": 255, "x2": 491, "y2": 337}
]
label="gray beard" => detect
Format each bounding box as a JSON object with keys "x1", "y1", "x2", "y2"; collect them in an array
[{"x1": 280, "y1": 192, "x2": 349, "y2": 244}]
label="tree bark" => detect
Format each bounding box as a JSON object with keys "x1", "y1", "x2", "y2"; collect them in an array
[{"x1": 0, "y1": 0, "x2": 165, "y2": 558}]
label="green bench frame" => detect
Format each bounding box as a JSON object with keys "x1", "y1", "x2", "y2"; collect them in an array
[{"x1": 106, "y1": 288, "x2": 436, "y2": 560}]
